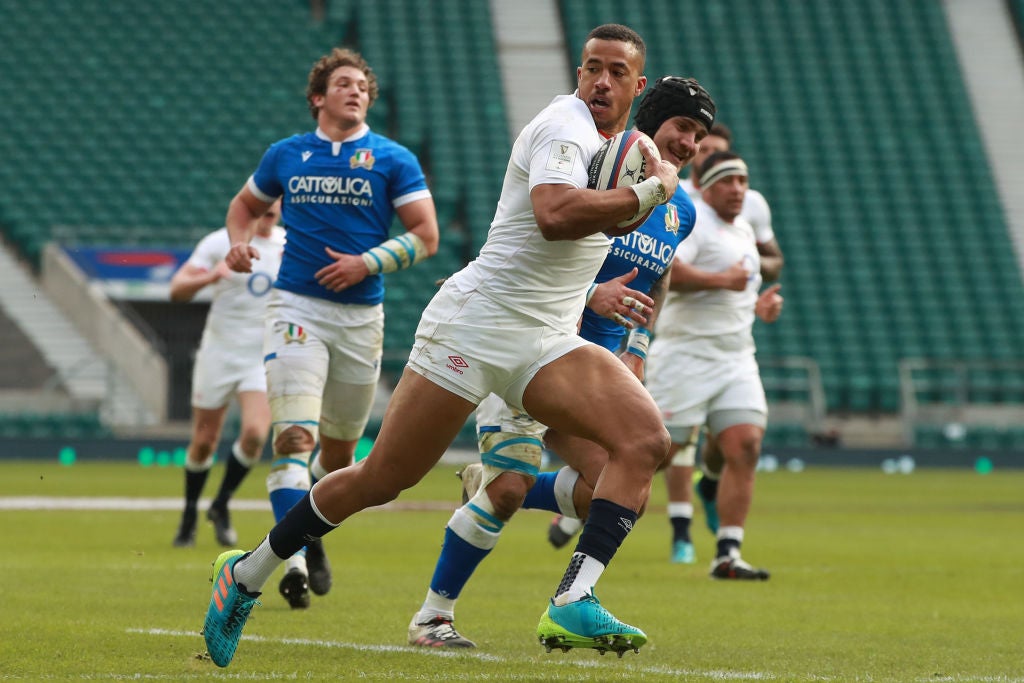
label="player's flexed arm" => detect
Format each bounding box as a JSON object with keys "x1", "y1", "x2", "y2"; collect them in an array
[{"x1": 531, "y1": 137, "x2": 677, "y2": 241}]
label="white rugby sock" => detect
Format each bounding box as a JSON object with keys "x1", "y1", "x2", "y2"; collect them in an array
[
  {"x1": 552, "y1": 467, "x2": 581, "y2": 517},
  {"x1": 555, "y1": 554, "x2": 606, "y2": 605},
  {"x1": 556, "y1": 516, "x2": 583, "y2": 535},
  {"x1": 309, "y1": 452, "x2": 329, "y2": 482},
  {"x1": 414, "y1": 589, "x2": 456, "y2": 623},
  {"x1": 667, "y1": 502, "x2": 694, "y2": 519},
  {"x1": 233, "y1": 537, "x2": 283, "y2": 593}
]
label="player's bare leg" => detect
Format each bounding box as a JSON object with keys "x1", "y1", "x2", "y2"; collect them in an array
[
  {"x1": 709, "y1": 424, "x2": 769, "y2": 580},
  {"x1": 174, "y1": 405, "x2": 228, "y2": 547},
  {"x1": 528, "y1": 346, "x2": 667, "y2": 655}
]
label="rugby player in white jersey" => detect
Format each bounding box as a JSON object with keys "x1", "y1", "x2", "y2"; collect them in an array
[
  {"x1": 406, "y1": 76, "x2": 715, "y2": 650},
  {"x1": 171, "y1": 201, "x2": 284, "y2": 548},
  {"x1": 646, "y1": 150, "x2": 784, "y2": 580},
  {"x1": 665, "y1": 123, "x2": 784, "y2": 562},
  {"x1": 200, "y1": 24, "x2": 682, "y2": 667},
  {"x1": 219, "y1": 47, "x2": 440, "y2": 610}
]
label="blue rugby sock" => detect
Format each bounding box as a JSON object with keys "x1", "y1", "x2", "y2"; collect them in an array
[
  {"x1": 429, "y1": 527, "x2": 492, "y2": 600},
  {"x1": 521, "y1": 471, "x2": 559, "y2": 513},
  {"x1": 269, "y1": 487, "x2": 308, "y2": 523}
]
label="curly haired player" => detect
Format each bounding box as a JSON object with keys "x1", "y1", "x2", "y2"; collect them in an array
[{"x1": 217, "y1": 47, "x2": 440, "y2": 611}]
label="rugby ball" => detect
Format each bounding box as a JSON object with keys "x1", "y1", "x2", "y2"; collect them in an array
[{"x1": 587, "y1": 129, "x2": 655, "y2": 231}]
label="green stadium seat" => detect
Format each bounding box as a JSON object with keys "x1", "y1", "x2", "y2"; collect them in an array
[{"x1": 553, "y1": 0, "x2": 1021, "y2": 412}]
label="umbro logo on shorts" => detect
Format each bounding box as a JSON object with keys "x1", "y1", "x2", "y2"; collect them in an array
[
  {"x1": 446, "y1": 355, "x2": 469, "y2": 375},
  {"x1": 618, "y1": 517, "x2": 634, "y2": 533}
]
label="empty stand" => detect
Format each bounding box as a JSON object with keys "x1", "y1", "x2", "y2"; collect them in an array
[
  {"x1": 0, "y1": 0, "x2": 510, "y2": 386},
  {"x1": 4, "y1": 0, "x2": 1020, "y2": 431},
  {"x1": 561, "y1": 0, "x2": 1024, "y2": 414}
]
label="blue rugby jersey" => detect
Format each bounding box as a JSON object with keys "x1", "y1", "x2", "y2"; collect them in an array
[
  {"x1": 579, "y1": 189, "x2": 697, "y2": 351},
  {"x1": 248, "y1": 127, "x2": 430, "y2": 305}
]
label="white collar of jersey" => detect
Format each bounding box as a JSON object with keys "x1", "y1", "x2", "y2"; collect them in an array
[{"x1": 315, "y1": 124, "x2": 369, "y2": 144}]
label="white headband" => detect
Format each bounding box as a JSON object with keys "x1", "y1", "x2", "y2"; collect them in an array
[{"x1": 699, "y1": 159, "x2": 748, "y2": 190}]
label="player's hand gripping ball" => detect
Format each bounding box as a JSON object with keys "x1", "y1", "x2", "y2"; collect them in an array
[{"x1": 587, "y1": 129, "x2": 657, "y2": 231}]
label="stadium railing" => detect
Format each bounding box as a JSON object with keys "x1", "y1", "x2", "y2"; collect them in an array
[{"x1": 899, "y1": 358, "x2": 1024, "y2": 448}]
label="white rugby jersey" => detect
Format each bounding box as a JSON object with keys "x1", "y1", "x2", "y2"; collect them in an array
[
  {"x1": 448, "y1": 94, "x2": 611, "y2": 332},
  {"x1": 653, "y1": 201, "x2": 761, "y2": 359},
  {"x1": 189, "y1": 226, "x2": 286, "y2": 350}
]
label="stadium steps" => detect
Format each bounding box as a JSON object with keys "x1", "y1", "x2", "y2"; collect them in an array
[
  {"x1": 0, "y1": 242, "x2": 146, "y2": 430},
  {"x1": 0, "y1": 243, "x2": 108, "y2": 401},
  {"x1": 942, "y1": 0, "x2": 1024, "y2": 276},
  {"x1": 0, "y1": 303, "x2": 54, "y2": 390},
  {"x1": 490, "y1": 0, "x2": 574, "y2": 137}
]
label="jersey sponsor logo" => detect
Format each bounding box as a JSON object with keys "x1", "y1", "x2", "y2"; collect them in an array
[
  {"x1": 287, "y1": 175, "x2": 374, "y2": 206},
  {"x1": 446, "y1": 355, "x2": 469, "y2": 375},
  {"x1": 546, "y1": 140, "x2": 579, "y2": 174},
  {"x1": 301, "y1": 150, "x2": 313, "y2": 162},
  {"x1": 664, "y1": 205, "x2": 680, "y2": 234},
  {"x1": 350, "y1": 149, "x2": 375, "y2": 170},
  {"x1": 615, "y1": 232, "x2": 677, "y2": 263},
  {"x1": 607, "y1": 248, "x2": 668, "y2": 275},
  {"x1": 608, "y1": 230, "x2": 676, "y2": 275}
]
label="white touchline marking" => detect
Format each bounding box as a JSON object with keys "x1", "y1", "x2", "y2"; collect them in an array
[
  {"x1": 128, "y1": 628, "x2": 843, "y2": 680},
  {"x1": 0, "y1": 497, "x2": 267, "y2": 511},
  {"x1": 130, "y1": 628, "x2": 504, "y2": 662},
  {"x1": 0, "y1": 497, "x2": 456, "y2": 512},
  {"x1": 130, "y1": 628, "x2": 1024, "y2": 682}
]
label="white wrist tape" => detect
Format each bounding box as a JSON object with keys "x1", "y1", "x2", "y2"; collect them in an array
[
  {"x1": 626, "y1": 327, "x2": 653, "y2": 360},
  {"x1": 630, "y1": 176, "x2": 668, "y2": 212},
  {"x1": 585, "y1": 283, "x2": 598, "y2": 306},
  {"x1": 361, "y1": 232, "x2": 428, "y2": 275}
]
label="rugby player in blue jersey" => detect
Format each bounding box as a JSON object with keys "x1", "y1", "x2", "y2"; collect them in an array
[
  {"x1": 221, "y1": 47, "x2": 439, "y2": 609},
  {"x1": 406, "y1": 76, "x2": 716, "y2": 649}
]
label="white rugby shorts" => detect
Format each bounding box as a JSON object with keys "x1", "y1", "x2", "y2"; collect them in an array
[
  {"x1": 645, "y1": 337, "x2": 767, "y2": 430},
  {"x1": 407, "y1": 281, "x2": 590, "y2": 410},
  {"x1": 191, "y1": 339, "x2": 266, "y2": 409},
  {"x1": 262, "y1": 289, "x2": 384, "y2": 392},
  {"x1": 260, "y1": 289, "x2": 383, "y2": 439}
]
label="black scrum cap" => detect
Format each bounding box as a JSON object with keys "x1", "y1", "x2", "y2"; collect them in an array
[{"x1": 634, "y1": 76, "x2": 716, "y2": 137}]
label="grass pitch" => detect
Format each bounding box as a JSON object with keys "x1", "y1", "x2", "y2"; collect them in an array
[{"x1": 0, "y1": 457, "x2": 1021, "y2": 681}]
